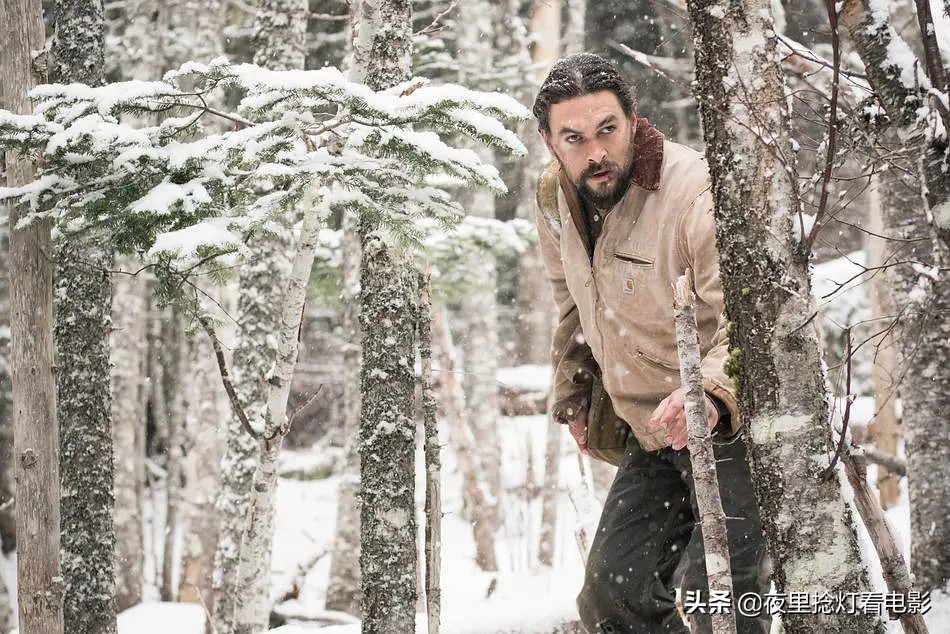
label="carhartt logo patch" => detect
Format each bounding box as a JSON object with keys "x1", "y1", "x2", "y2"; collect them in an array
[{"x1": 623, "y1": 278, "x2": 635, "y2": 294}]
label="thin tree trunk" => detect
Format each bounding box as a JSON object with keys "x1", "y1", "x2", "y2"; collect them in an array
[
  {"x1": 686, "y1": 1, "x2": 882, "y2": 631},
  {"x1": 213, "y1": 2, "x2": 307, "y2": 630},
  {"x1": 353, "y1": 2, "x2": 418, "y2": 631},
  {"x1": 673, "y1": 273, "x2": 736, "y2": 634},
  {"x1": 178, "y1": 323, "x2": 226, "y2": 616},
  {"x1": 563, "y1": 0, "x2": 585, "y2": 56},
  {"x1": 432, "y1": 306, "x2": 498, "y2": 573},
  {"x1": 3, "y1": 0, "x2": 64, "y2": 631},
  {"x1": 231, "y1": 201, "x2": 323, "y2": 634},
  {"x1": 418, "y1": 271, "x2": 441, "y2": 634},
  {"x1": 161, "y1": 316, "x2": 186, "y2": 602},
  {"x1": 864, "y1": 176, "x2": 900, "y2": 509},
  {"x1": 457, "y1": 0, "x2": 502, "y2": 574},
  {"x1": 325, "y1": 214, "x2": 362, "y2": 616},
  {"x1": 537, "y1": 417, "x2": 560, "y2": 567},
  {"x1": 111, "y1": 259, "x2": 148, "y2": 612}
]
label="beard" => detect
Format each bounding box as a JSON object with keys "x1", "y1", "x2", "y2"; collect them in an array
[{"x1": 574, "y1": 156, "x2": 633, "y2": 210}]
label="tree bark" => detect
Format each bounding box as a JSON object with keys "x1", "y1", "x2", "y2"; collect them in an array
[
  {"x1": 840, "y1": 0, "x2": 950, "y2": 248},
  {"x1": 111, "y1": 258, "x2": 148, "y2": 613},
  {"x1": 673, "y1": 273, "x2": 736, "y2": 634},
  {"x1": 864, "y1": 176, "x2": 900, "y2": 509},
  {"x1": 0, "y1": 226, "x2": 13, "y2": 632},
  {"x1": 457, "y1": 0, "x2": 502, "y2": 574},
  {"x1": 353, "y1": 2, "x2": 419, "y2": 632},
  {"x1": 2, "y1": 0, "x2": 64, "y2": 631},
  {"x1": 231, "y1": 198, "x2": 323, "y2": 634},
  {"x1": 324, "y1": 215, "x2": 362, "y2": 617},
  {"x1": 161, "y1": 316, "x2": 186, "y2": 602},
  {"x1": 537, "y1": 417, "x2": 561, "y2": 567},
  {"x1": 841, "y1": 0, "x2": 950, "y2": 594},
  {"x1": 419, "y1": 271, "x2": 442, "y2": 634},
  {"x1": 686, "y1": 1, "x2": 883, "y2": 631},
  {"x1": 51, "y1": 1, "x2": 117, "y2": 631}
]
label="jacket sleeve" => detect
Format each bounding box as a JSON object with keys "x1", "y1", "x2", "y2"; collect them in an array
[
  {"x1": 678, "y1": 188, "x2": 741, "y2": 441},
  {"x1": 534, "y1": 165, "x2": 597, "y2": 424}
]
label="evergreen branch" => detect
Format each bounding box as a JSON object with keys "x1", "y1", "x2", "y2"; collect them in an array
[{"x1": 197, "y1": 314, "x2": 261, "y2": 441}]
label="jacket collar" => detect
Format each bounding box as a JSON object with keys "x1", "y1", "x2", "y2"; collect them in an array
[{"x1": 630, "y1": 117, "x2": 664, "y2": 192}]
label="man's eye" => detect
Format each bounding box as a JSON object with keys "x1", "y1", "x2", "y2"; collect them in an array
[
  {"x1": 601, "y1": 126, "x2": 616, "y2": 134},
  {"x1": 565, "y1": 134, "x2": 581, "y2": 144}
]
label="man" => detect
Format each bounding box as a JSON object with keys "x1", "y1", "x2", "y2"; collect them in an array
[{"x1": 532, "y1": 53, "x2": 771, "y2": 633}]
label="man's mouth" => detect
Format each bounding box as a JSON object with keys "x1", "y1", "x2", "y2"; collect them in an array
[{"x1": 588, "y1": 169, "x2": 613, "y2": 182}]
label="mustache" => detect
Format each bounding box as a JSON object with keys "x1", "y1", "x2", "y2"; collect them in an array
[{"x1": 582, "y1": 161, "x2": 620, "y2": 179}]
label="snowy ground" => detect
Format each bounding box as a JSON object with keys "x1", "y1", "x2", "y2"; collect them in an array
[{"x1": 9, "y1": 354, "x2": 936, "y2": 633}]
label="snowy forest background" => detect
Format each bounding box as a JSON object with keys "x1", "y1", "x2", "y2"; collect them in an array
[{"x1": 1, "y1": 0, "x2": 950, "y2": 632}]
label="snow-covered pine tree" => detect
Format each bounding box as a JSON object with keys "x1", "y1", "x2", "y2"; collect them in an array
[
  {"x1": 1, "y1": 0, "x2": 64, "y2": 631},
  {"x1": 0, "y1": 44, "x2": 524, "y2": 634},
  {"x1": 49, "y1": 1, "x2": 119, "y2": 632},
  {"x1": 685, "y1": 1, "x2": 882, "y2": 631},
  {"x1": 840, "y1": 0, "x2": 950, "y2": 594}
]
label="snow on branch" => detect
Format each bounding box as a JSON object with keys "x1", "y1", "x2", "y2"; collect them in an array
[{"x1": 0, "y1": 58, "x2": 529, "y2": 288}]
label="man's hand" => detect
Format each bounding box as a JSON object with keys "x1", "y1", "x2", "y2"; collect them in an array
[
  {"x1": 648, "y1": 388, "x2": 719, "y2": 451},
  {"x1": 564, "y1": 408, "x2": 589, "y2": 455}
]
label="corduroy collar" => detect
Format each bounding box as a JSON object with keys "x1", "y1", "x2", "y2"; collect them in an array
[{"x1": 629, "y1": 116, "x2": 664, "y2": 192}]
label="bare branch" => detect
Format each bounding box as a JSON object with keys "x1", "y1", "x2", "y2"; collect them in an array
[
  {"x1": 414, "y1": 0, "x2": 460, "y2": 37},
  {"x1": 196, "y1": 314, "x2": 261, "y2": 441}
]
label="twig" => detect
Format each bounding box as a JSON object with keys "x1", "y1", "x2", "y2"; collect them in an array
[
  {"x1": 414, "y1": 0, "x2": 460, "y2": 36},
  {"x1": 803, "y1": 0, "x2": 842, "y2": 255},
  {"x1": 858, "y1": 445, "x2": 906, "y2": 476},
  {"x1": 822, "y1": 326, "x2": 852, "y2": 480},
  {"x1": 268, "y1": 385, "x2": 325, "y2": 441},
  {"x1": 196, "y1": 314, "x2": 260, "y2": 441}
]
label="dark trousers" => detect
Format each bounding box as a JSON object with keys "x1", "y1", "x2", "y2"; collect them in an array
[{"x1": 577, "y1": 433, "x2": 771, "y2": 633}]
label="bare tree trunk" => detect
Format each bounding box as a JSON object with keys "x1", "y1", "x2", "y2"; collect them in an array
[
  {"x1": 111, "y1": 260, "x2": 148, "y2": 612},
  {"x1": 418, "y1": 272, "x2": 441, "y2": 634},
  {"x1": 537, "y1": 417, "x2": 560, "y2": 567},
  {"x1": 841, "y1": 1, "x2": 950, "y2": 594},
  {"x1": 563, "y1": 0, "x2": 585, "y2": 56},
  {"x1": 178, "y1": 323, "x2": 226, "y2": 615},
  {"x1": 2, "y1": 0, "x2": 65, "y2": 631},
  {"x1": 352, "y1": 2, "x2": 418, "y2": 632},
  {"x1": 686, "y1": 1, "x2": 882, "y2": 631},
  {"x1": 864, "y1": 176, "x2": 900, "y2": 509},
  {"x1": 324, "y1": 215, "x2": 362, "y2": 616},
  {"x1": 433, "y1": 306, "x2": 498, "y2": 573},
  {"x1": 457, "y1": 0, "x2": 502, "y2": 574},
  {"x1": 49, "y1": 1, "x2": 117, "y2": 632},
  {"x1": 161, "y1": 317, "x2": 187, "y2": 602},
  {"x1": 212, "y1": 3, "x2": 306, "y2": 631},
  {"x1": 674, "y1": 273, "x2": 736, "y2": 634},
  {"x1": 513, "y1": 0, "x2": 560, "y2": 366}
]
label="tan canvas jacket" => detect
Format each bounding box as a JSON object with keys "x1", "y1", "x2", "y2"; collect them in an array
[{"x1": 535, "y1": 120, "x2": 740, "y2": 454}]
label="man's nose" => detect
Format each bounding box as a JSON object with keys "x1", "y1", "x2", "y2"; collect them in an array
[{"x1": 586, "y1": 142, "x2": 607, "y2": 165}]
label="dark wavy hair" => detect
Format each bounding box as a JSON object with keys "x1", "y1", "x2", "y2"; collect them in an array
[{"x1": 532, "y1": 53, "x2": 637, "y2": 133}]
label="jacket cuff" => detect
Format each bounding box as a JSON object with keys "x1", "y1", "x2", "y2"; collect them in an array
[
  {"x1": 551, "y1": 393, "x2": 589, "y2": 424},
  {"x1": 703, "y1": 377, "x2": 741, "y2": 443}
]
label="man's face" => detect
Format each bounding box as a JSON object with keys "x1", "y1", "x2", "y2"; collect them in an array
[{"x1": 541, "y1": 90, "x2": 636, "y2": 209}]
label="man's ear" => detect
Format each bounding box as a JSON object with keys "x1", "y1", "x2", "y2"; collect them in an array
[{"x1": 539, "y1": 129, "x2": 556, "y2": 157}]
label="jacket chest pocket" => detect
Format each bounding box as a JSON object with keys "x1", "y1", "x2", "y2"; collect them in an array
[{"x1": 612, "y1": 250, "x2": 654, "y2": 297}]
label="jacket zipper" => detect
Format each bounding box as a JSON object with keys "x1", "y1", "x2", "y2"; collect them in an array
[
  {"x1": 636, "y1": 347, "x2": 679, "y2": 371},
  {"x1": 614, "y1": 252, "x2": 653, "y2": 266}
]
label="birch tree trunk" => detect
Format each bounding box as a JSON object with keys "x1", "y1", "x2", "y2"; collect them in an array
[
  {"x1": 457, "y1": 0, "x2": 501, "y2": 573},
  {"x1": 324, "y1": 214, "x2": 362, "y2": 616},
  {"x1": 686, "y1": 2, "x2": 882, "y2": 631},
  {"x1": 674, "y1": 273, "x2": 736, "y2": 634},
  {"x1": 352, "y1": 1, "x2": 419, "y2": 631},
  {"x1": 49, "y1": 3, "x2": 118, "y2": 631},
  {"x1": 2, "y1": 0, "x2": 65, "y2": 631},
  {"x1": 840, "y1": 1, "x2": 950, "y2": 247},
  {"x1": 841, "y1": 1, "x2": 950, "y2": 593},
  {"x1": 212, "y1": 2, "x2": 306, "y2": 630}
]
